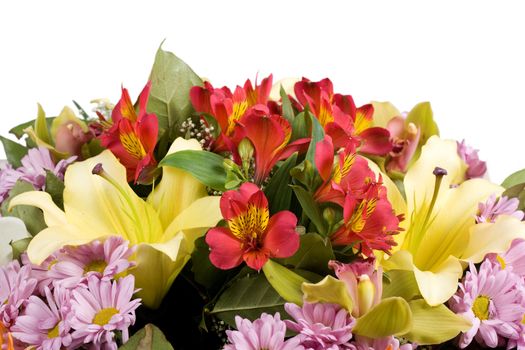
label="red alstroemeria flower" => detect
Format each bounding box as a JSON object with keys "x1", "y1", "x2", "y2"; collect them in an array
[
  {"x1": 294, "y1": 78, "x2": 392, "y2": 155},
  {"x1": 99, "y1": 82, "x2": 158, "y2": 183},
  {"x1": 235, "y1": 105, "x2": 310, "y2": 184},
  {"x1": 314, "y1": 135, "x2": 376, "y2": 206},
  {"x1": 206, "y1": 182, "x2": 300, "y2": 270},
  {"x1": 330, "y1": 183, "x2": 402, "y2": 257},
  {"x1": 190, "y1": 75, "x2": 273, "y2": 153}
]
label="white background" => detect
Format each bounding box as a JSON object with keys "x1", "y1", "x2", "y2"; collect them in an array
[{"x1": 0, "y1": 1, "x2": 524, "y2": 183}]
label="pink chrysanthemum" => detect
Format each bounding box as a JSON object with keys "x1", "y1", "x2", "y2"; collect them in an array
[
  {"x1": 0, "y1": 163, "x2": 22, "y2": 204},
  {"x1": 51, "y1": 236, "x2": 136, "y2": 289},
  {"x1": 18, "y1": 147, "x2": 75, "y2": 189},
  {"x1": 449, "y1": 260, "x2": 525, "y2": 348},
  {"x1": 284, "y1": 302, "x2": 355, "y2": 350},
  {"x1": 0, "y1": 260, "x2": 37, "y2": 328},
  {"x1": 476, "y1": 194, "x2": 524, "y2": 224},
  {"x1": 224, "y1": 313, "x2": 304, "y2": 350},
  {"x1": 21, "y1": 253, "x2": 60, "y2": 295},
  {"x1": 457, "y1": 140, "x2": 487, "y2": 179},
  {"x1": 69, "y1": 275, "x2": 140, "y2": 350},
  {"x1": 488, "y1": 239, "x2": 525, "y2": 277},
  {"x1": 11, "y1": 286, "x2": 77, "y2": 350},
  {"x1": 349, "y1": 335, "x2": 415, "y2": 350}
]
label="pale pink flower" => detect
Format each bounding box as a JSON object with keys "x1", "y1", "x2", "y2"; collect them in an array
[
  {"x1": 69, "y1": 275, "x2": 140, "y2": 350},
  {"x1": 21, "y1": 253, "x2": 59, "y2": 295},
  {"x1": 449, "y1": 260, "x2": 524, "y2": 348},
  {"x1": 11, "y1": 287, "x2": 77, "y2": 350},
  {"x1": 285, "y1": 302, "x2": 355, "y2": 350},
  {"x1": 0, "y1": 162, "x2": 22, "y2": 203},
  {"x1": 0, "y1": 260, "x2": 37, "y2": 328},
  {"x1": 224, "y1": 313, "x2": 304, "y2": 350},
  {"x1": 349, "y1": 335, "x2": 415, "y2": 350},
  {"x1": 18, "y1": 147, "x2": 75, "y2": 189},
  {"x1": 51, "y1": 236, "x2": 136, "y2": 289},
  {"x1": 487, "y1": 239, "x2": 525, "y2": 277},
  {"x1": 457, "y1": 140, "x2": 487, "y2": 179},
  {"x1": 476, "y1": 194, "x2": 524, "y2": 224}
]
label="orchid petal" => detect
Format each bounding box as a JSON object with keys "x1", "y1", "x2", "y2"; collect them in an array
[
  {"x1": 302, "y1": 275, "x2": 353, "y2": 312},
  {"x1": 352, "y1": 297, "x2": 413, "y2": 338}
]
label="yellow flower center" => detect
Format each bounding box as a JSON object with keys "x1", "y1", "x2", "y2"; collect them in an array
[
  {"x1": 521, "y1": 313, "x2": 525, "y2": 325},
  {"x1": 47, "y1": 323, "x2": 60, "y2": 339},
  {"x1": 318, "y1": 105, "x2": 334, "y2": 127},
  {"x1": 472, "y1": 295, "x2": 490, "y2": 320},
  {"x1": 229, "y1": 204, "x2": 269, "y2": 242},
  {"x1": 496, "y1": 255, "x2": 506, "y2": 270},
  {"x1": 119, "y1": 132, "x2": 146, "y2": 160},
  {"x1": 84, "y1": 260, "x2": 108, "y2": 274},
  {"x1": 93, "y1": 307, "x2": 119, "y2": 326},
  {"x1": 227, "y1": 101, "x2": 248, "y2": 135}
]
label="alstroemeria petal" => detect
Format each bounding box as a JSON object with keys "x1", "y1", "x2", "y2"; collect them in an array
[
  {"x1": 206, "y1": 227, "x2": 244, "y2": 270},
  {"x1": 27, "y1": 224, "x2": 101, "y2": 264},
  {"x1": 461, "y1": 215, "x2": 525, "y2": 262},
  {"x1": 263, "y1": 211, "x2": 299, "y2": 259},
  {"x1": 404, "y1": 299, "x2": 472, "y2": 345},
  {"x1": 0, "y1": 217, "x2": 30, "y2": 266},
  {"x1": 148, "y1": 138, "x2": 207, "y2": 229},
  {"x1": 315, "y1": 135, "x2": 335, "y2": 181},
  {"x1": 9, "y1": 191, "x2": 66, "y2": 227}
]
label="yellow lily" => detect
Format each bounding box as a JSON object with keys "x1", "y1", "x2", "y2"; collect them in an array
[
  {"x1": 9, "y1": 137, "x2": 221, "y2": 309},
  {"x1": 375, "y1": 136, "x2": 525, "y2": 306}
]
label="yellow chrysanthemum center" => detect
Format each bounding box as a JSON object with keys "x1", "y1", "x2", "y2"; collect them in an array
[
  {"x1": 521, "y1": 313, "x2": 525, "y2": 325},
  {"x1": 120, "y1": 132, "x2": 146, "y2": 160},
  {"x1": 84, "y1": 260, "x2": 108, "y2": 274},
  {"x1": 472, "y1": 295, "x2": 490, "y2": 320},
  {"x1": 93, "y1": 307, "x2": 119, "y2": 326},
  {"x1": 227, "y1": 101, "x2": 248, "y2": 135},
  {"x1": 229, "y1": 204, "x2": 269, "y2": 242},
  {"x1": 47, "y1": 323, "x2": 60, "y2": 339},
  {"x1": 496, "y1": 255, "x2": 506, "y2": 270}
]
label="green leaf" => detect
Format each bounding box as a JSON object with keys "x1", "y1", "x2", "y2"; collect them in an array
[
  {"x1": 264, "y1": 153, "x2": 298, "y2": 214},
  {"x1": 278, "y1": 233, "x2": 334, "y2": 275},
  {"x1": 304, "y1": 110, "x2": 325, "y2": 169},
  {"x1": 0, "y1": 136, "x2": 28, "y2": 168},
  {"x1": 11, "y1": 237, "x2": 31, "y2": 260},
  {"x1": 9, "y1": 117, "x2": 55, "y2": 139},
  {"x1": 382, "y1": 270, "x2": 420, "y2": 301},
  {"x1": 262, "y1": 259, "x2": 308, "y2": 305},
  {"x1": 404, "y1": 299, "x2": 472, "y2": 345},
  {"x1": 291, "y1": 185, "x2": 327, "y2": 236},
  {"x1": 302, "y1": 275, "x2": 353, "y2": 313},
  {"x1": 35, "y1": 103, "x2": 51, "y2": 144},
  {"x1": 291, "y1": 111, "x2": 308, "y2": 141},
  {"x1": 45, "y1": 171, "x2": 65, "y2": 210},
  {"x1": 210, "y1": 273, "x2": 286, "y2": 326},
  {"x1": 502, "y1": 169, "x2": 525, "y2": 189},
  {"x1": 1, "y1": 180, "x2": 46, "y2": 236},
  {"x1": 353, "y1": 297, "x2": 413, "y2": 338},
  {"x1": 147, "y1": 45, "x2": 203, "y2": 140},
  {"x1": 280, "y1": 87, "x2": 295, "y2": 124},
  {"x1": 503, "y1": 183, "x2": 525, "y2": 211},
  {"x1": 160, "y1": 150, "x2": 227, "y2": 192},
  {"x1": 119, "y1": 324, "x2": 174, "y2": 350}
]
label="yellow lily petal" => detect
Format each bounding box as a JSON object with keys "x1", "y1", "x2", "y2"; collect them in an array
[
  {"x1": 371, "y1": 101, "x2": 401, "y2": 128},
  {"x1": 413, "y1": 255, "x2": 463, "y2": 306},
  {"x1": 27, "y1": 225, "x2": 102, "y2": 264},
  {"x1": 366, "y1": 159, "x2": 407, "y2": 218},
  {"x1": 462, "y1": 215, "x2": 525, "y2": 262},
  {"x1": 148, "y1": 137, "x2": 207, "y2": 229},
  {"x1": 9, "y1": 191, "x2": 67, "y2": 227},
  {"x1": 302, "y1": 276, "x2": 353, "y2": 313},
  {"x1": 382, "y1": 250, "x2": 415, "y2": 271}
]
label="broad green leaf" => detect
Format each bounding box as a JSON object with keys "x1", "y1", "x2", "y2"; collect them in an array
[
  {"x1": 353, "y1": 297, "x2": 412, "y2": 338},
  {"x1": 278, "y1": 233, "x2": 334, "y2": 274},
  {"x1": 262, "y1": 259, "x2": 308, "y2": 305},
  {"x1": 305, "y1": 110, "x2": 325, "y2": 168},
  {"x1": 502, "y1": 169, "x2": 525, "y2": 189},
  {"x1": 45, "y1": 171, "x2": 65, "y2": 210},
  {"x1": 291, "y1": 185, "x2": 327, "y2": 236},
  {"x1": 160, "y1": 150, "x2": 227, "y2": 192},
  {"x1": 1, "y1": 180, "x2": 46, "y2": 236},
  {"x1": 371, "y1": 101, "x2": 401, "y2": 128},
  {"x1": 11, "y1": 237, "x2": 31, "y2": 260},
  {"x1": 35, "y1": 103, "x2": 51, "y2": 144},
  {"x1": 502, "y1": 183, "x2": 525, "y2": 211},
  {"x1": 302, "y1": 275, "x2": 353, "y2": 313},
  {"x1": 0, "y1": 136, "x2": 28, "y2": 168},
  {"x1": 280, "y1": 87, "x2": 295, "y2": 124},
  {"x1": 382, "y1": 270, "x2": 420, "y2": 301},
  {"x1": 264, "y1": 153, "x2": 298, "y2": 214},
  {"x1": 291, "y1": 111, "x2": 308, "y2": 141},
  {"x1": 404, "y1": 299, "x2": 471, "y2": 345},
  {"x1": 211, "y1": 273, "x2": 286, "y2": 326},
  {"x1": 9, "y1": 117, "x2": 55, "y2": 139},
  {"x1": 119, "y1": 324, "x2": 173, "y2": 350},
  {"x1": 147, "y1": 45, "x2": 203, "y2": 140}
]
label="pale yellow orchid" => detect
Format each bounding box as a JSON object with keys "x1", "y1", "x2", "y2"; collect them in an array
[
  {"x1": 9, "y1": 138, "x2": 221, "y2": 309},
  {"x1": 375, "y1": 136, "x2": 525, "y2": 306}
]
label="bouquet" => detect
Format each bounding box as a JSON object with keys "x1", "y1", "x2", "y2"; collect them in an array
[{"x1": 1, "y1": 46, "x2": 525, "y2": 350}]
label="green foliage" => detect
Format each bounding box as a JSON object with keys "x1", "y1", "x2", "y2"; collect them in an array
[
  {"x1": 304, "y1": 110, "x2": 325, "y2": 169},
  {"x1": 9, "y1": 116, "x2": 54, "y2": 139},
  {"x1": 264, "y1": 153, "x2": 298, "y2": 214},
  {"x1": 280, "y1": 87, "x2": 295, "y2": 124},
  {"x1": 119, "y1": 324, "x2": 173, "y2": 350},
  {"x1": 291, "y1": 185, "x2": 327, "y2": 236},
  {"x1": 160, "y1": 150, "x2": 227, "y2": 192},
  {"x1": 502, "y1": 168, "x2": 525, "y2": 189},
  {"x1": 11, "y1": 237, "x2": 31, "y2": 260},
  {"x1": 147, "y1": 45, "x2": 203, "y2": 142},
  {"x1": 502, "y1": 183, "x2": 525, "y2": 212},
  {"x1": 278, "y1": 233, "x2": 334, "y2": 275},
  {"x1": 45, "y1": 171, "x2": 65, "y2": 209},
  {"x1": 1, "y1": 180, "x2": 46, "y2": 236},
  {"x1": 291, "y1": 111, "x2": 309, "y2": 141},
  {"x1": 0, "y1": 136, "x2": 28, "y2": 168}
]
